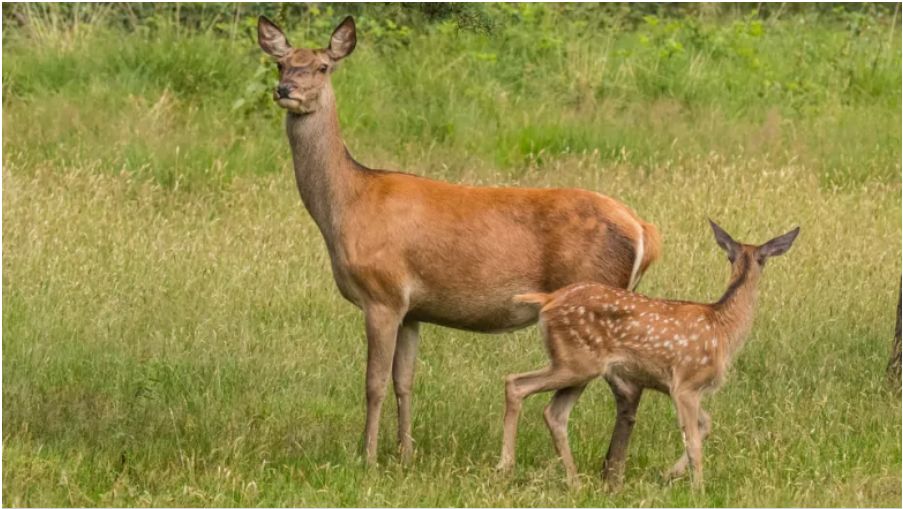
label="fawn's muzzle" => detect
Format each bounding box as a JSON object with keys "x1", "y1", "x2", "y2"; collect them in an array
[{"x1": 276, "y1": 84, "x2": 294, "y2": 99}]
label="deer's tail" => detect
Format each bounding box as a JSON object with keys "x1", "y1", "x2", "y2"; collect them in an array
[
  {"x1": 629, "y1": 220, "x2": 661, "y2": 290},
  {"x1": 640, "y1": 221, "x2": 661, "y2": 275},
  {"x1": 513, "y1": 292, "x2": 553, "y2": 307}
]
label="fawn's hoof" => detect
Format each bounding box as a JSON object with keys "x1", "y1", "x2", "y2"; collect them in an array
[
  {"x1": 602, "y1": 478, "x2": 623, "y2": 493},
  {"x1": 664, "y1": 466, "x2": 686, "y2": 483},
  {"x1": 566, "y1": 475, "x2": 583, "y2": 490},
  {"x1": 495, "y1": 459, "x2": 514, "y2": 473},
  {"x1": 690, "y1": 477, "x2": 705, "y2": 493},
  {"x1": 601, "y1": 470, "x2": 625, "y2": 492},
  {"x1": 664, "y1": 456, "x2": 689, "y2": 482}
]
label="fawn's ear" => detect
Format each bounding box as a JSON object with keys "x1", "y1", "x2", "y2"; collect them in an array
[
  {"x1": 709, "y1": 219, "x2": 740, "y2": 262},
  {"x1": 327, "y1": 16, "x2": 356, "y2": 60},
  {"x1": 758, "y1": 227, "x2": 800, "y2": 259},
  {"x1": 258, "y1": 16, "x2": 291, "y2": 58}
]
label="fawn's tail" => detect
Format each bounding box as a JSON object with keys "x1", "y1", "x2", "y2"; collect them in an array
[{"x1": 513, "y1": 292, "x2": 553, "y2": 307}]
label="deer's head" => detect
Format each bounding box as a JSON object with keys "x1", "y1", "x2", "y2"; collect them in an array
[
  {"x1": 257, "y1": 16, "x2": 356, "y2": 115},
  {"x1": 709, "y1": 219, "x2": 800, "y2": 283}
]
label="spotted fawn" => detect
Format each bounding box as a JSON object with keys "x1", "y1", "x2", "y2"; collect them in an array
[{"x1": 496, "y1": 220, "x2": 799, "y2": 489}]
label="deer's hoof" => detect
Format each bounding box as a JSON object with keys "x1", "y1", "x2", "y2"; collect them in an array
[
  {"x1": 566, "y1": 475, "x2": 583, "y2": 491},
  {"x1": 664, "y1": 467, "x2": 686, "y2": 483},
  {"x1": 398, "y1": 447, "x2": 415, "y2": 465},
  {"x1": 690, "y1": 477, "x2": 705, "y2": 493},
  {"x1": 495, "y1": 459, "x2": 514, "y2": 474},
  {"x1": 361, "y1": 453, "x2": 379, "y2": 469},
  {"x1": 601, "y1": 470, "x2": 625, "y2": 492}
]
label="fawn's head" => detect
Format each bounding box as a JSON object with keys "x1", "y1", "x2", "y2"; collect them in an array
[
  {"x1": 257, "y1": 16, "x2": 356, "y2": 115},
  {"x1": 709, "y1": 219, "x2": 800, "y2": 282}
]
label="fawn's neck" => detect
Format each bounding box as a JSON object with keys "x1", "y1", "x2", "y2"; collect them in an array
[
  {"x1": 713, "y1": 255, "x2": 761, "y2": 359},
  {"x1": 284, "y1": 85, "x2": 366, "y2": 250}
]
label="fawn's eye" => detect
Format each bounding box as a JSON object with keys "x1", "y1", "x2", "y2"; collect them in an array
[
  {"x1": 318, "y1": 64, "x2": 328, "y2": 73},
  {"x1": 276, "y1": 62, "x2": 284, "y2": 72}
]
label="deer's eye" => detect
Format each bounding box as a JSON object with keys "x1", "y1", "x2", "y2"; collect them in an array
[
  {"x1": 276, "y1": 62, "x2": 284, "y2": 72},
  {"x1": 318, "y1": 64, "x2": 328, "y2": 73}
]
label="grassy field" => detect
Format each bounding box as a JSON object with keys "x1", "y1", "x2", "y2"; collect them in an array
[{"x1": 3, "y1": 4, "x2": 902, "y2": 507}]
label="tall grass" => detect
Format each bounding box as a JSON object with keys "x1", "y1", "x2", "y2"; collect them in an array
[
  {"x1": 3, "y1": 4, "x2": 900, "y2": 187},
  {"x1": 3, "y1": 4, "x2": 901, "y2": 507}
]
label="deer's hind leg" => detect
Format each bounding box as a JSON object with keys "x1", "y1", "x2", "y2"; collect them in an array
[
  {"x1": 601, "y1": 376, "x2": 643, "y2": 488},
  {"x1": 497, "y1": 367, "x2": 591, "y2": 473},
  {"x1": 544, "y1": 384, "x2": 588, "y2": 486},
  {"x1": 393, "y1": 320, "x2": 420, "y2": 462}
]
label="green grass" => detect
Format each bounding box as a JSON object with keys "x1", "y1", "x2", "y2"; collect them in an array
[{"x1": 3, "y1": 4, "x2": 902, "y2": 507}]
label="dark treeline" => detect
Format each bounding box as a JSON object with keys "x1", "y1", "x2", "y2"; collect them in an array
[{"x1": 3, "y1": 2, "x2": 899, "y2": 38}]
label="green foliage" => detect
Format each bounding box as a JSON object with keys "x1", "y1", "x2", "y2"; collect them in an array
[{"x1": 3, "y1": 3, "x2": 900, "y2": 188}]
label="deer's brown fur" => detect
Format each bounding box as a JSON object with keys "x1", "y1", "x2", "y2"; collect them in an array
[
  {"x1": 259, "y1": 15, "x2": 661, "y2": 464},
  {"x1": 498, "y1": 221, "x2": 799, "y2": 489}
]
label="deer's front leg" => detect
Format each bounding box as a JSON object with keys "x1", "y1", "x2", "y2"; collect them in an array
[
  {"x1": 363, "y1": 306, "x2": 402, "y2": 465},
  {"x1": 665, "y1": 409, "x2": 710, "y2": 481},
  {"x1": 393, "y1": 320, "x2": 420, "y2": 462},
  {"x1": 673, "y1": 392, "x2": 704, "y2": 491}
]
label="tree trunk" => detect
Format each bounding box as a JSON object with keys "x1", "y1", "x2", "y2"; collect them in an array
[{"x1": 887, "y1": 285, "x2": 901, "y2": 382}]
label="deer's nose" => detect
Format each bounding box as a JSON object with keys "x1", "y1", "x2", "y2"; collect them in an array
[{"x1": 276, "y1": 84, "x2": 294, "y2": 99}]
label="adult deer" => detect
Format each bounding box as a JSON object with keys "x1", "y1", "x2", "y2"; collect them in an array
[
  {"x1": 257, "y1": 15, "x2": 661, "y2": 464},
  {"x1": 500, "y1": 221, "x2": 799, "y2": 489}
]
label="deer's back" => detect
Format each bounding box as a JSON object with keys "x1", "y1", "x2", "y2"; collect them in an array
[{"x1": 539, "y1": 283, "x2": 725, "y2": 392}]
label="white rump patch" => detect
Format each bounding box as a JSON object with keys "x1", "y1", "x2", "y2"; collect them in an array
[{"x1": 628, "y1": 226, "x2": 644, "y2": 290}]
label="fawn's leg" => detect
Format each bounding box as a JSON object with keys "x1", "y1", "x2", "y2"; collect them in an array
[
  {"x1": 665, "y1": 409, "x2": 711, "y2": 481},
  {"x1": 544, "y1": 384, "x2": 588, "y2": 486},
  {"x1": 393, "y1": 320, "x2": 420, "y2": 462},
  {"x1": 601, "y1": 377, "x2": 643, "y2": 488},
  {"x1": 362, "y1": 306, "x2": 403, "y2": 465},
  {"x1": 673, "y1": 391, "x2": 704, "y2": 490},
  {"x1": 497, "y1": 367, "x2": 587, "y2": 472}
]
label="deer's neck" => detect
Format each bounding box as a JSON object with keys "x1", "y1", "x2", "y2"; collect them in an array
[
  {"x1": 284, "y1": 85, "x2": 366, "y2": 250},
  {"x1": 713, "y1": 255, "x2": 761, "y2": 360}
]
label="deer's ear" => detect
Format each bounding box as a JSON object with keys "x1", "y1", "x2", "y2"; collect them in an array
[
  {"x1": 758, "y1": 227, "x2": 800, "y2": 259},
  {"x1": 327, "y1": 16, "x2": 356, "y2": 60},
  {"x1": 709, "y1": 219, "x2": 739, "y2": 262},
  {"x1": 258, "y1": 16, "x2": 291, "y2": 58}
]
